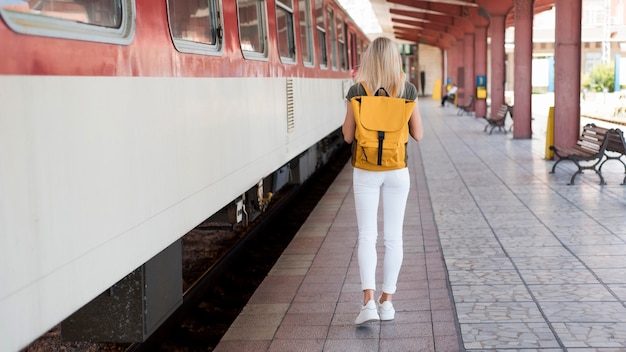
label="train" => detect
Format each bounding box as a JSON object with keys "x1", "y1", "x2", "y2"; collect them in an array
[{"x1": 0, "y1": 0, "x2": 369, "y2": 350}]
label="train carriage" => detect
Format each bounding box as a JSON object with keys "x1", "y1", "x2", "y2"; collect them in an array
[{"x1": 0, "y1": 0, "x2": 369, "y2": 350}]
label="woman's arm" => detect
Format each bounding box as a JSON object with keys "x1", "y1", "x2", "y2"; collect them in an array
[
  {"x1": 342, "y1": 101, "x2": 356, "y2": 144},
  {"x1": 408, "y1": 100, "x2": 423, "y2": 141}
]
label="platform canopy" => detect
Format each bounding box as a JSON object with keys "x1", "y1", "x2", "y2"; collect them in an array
[{"x1": 367, "y1": 0, "x2": 556, "y2": 48}]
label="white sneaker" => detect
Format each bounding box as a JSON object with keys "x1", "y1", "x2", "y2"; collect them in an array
[
  {"x1": 354, "y1": 300, "x2": 379, "y2": 325},
  {"x1": 378, "y1": 299, "x2": 395, "y2": 321}
]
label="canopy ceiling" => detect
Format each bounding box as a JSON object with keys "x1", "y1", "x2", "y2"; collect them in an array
[{"x1": 368, "y1": 0, "x2": 556, "y2": 48}]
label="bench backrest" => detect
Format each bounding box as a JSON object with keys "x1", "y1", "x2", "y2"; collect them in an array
[
  {"x1": 606, "y1": 128, "x2": 626, "y2": 154},
  {"x1": 496, "y1": 104, "x2": 510, "y2": 119},
  {"x1": 462, "y1": 96, "x2": 474, "y2": 108},
  {"x1": 577, "y1": 124, "x2": 610, "y2": 155}
]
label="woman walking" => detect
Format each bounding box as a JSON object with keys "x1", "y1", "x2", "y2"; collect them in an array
[{"x1": 342, "y1": 36, "x2": 424, "y2": 325}]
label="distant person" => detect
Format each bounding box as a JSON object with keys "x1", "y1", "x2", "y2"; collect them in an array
[
  {"x1": 342, "y1": 36, "x2": 424, "y2": 325},
  {"x1": 441, "y1": 84, "x2": 458, "y2": 107}
]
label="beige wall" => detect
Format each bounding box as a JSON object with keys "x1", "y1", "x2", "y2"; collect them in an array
[{"x1": 416, "y1": 44, "x2": 443, "y2": 96}]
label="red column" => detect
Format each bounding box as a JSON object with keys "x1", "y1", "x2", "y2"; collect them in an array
[
  {"x1": 446, "y1": 42, "x2": 463, "y2": 86},
  {"x1": 441, "y1": 47, "x2": 447, "y2": 94},
  {"x1": 490, "y1": 15, "x2": 507, "y2": 119},
  {"x1": 513, "y1": 0, "x2": 534, "y2": 139},
  {"x1": 443, "y1": 41, "x2": 463, "y2": 102},
  {"x1": 463, "y1": 33, "x2": 475, "y2": 108},
  {"x1": 554, "y1": 0, "x2": 582, "y2": 149},
  {"x1": 474, "y1": 25, "x2": 488, "y2": 118}
]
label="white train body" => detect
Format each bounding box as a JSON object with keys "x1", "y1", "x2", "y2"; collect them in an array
[{"x1": 0, "y1": 0, "x2": 368, "y2": 350}]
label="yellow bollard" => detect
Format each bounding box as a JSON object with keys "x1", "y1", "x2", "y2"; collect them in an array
[
  {"x1": 432, "y1": 79, "x2": 442, "y2": 100},
  {"x1": 544, "y1": 106, "x2": 555, "y2": 160}
]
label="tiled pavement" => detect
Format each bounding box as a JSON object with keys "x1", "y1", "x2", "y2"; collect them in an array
[{"x1": 214, "y1": 96, "x2": 626, "y2": 351}]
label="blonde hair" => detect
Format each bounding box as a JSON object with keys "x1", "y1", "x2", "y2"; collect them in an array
[{"x1": 355, "y1": 36, "x2": 406, "y2": 98}]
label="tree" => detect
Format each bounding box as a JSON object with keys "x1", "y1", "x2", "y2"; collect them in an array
[{"x1": 583, "y1": 62, "x2": 615, "y2": 92}]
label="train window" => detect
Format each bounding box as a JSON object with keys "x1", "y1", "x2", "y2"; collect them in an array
[
  {"x1": 337, "y1": 14, "x2": 346, "y2": 70},
  {"x1": 298, "y1": 0, "x2": 313, "y2": 66},
  {"x1": 359, "y1": 38, "x2": 365, "y2": 66},
  {"x1": 0, "y1": 0, "x2": 134, "y2": 45},
  {"x1": 276, "y1": 0, "x2": 295, "y2": 62},
  {"x1": 327, "y1": 7, "x2": 337, "y2": 69},
  {"x1": 314, "y1": 0, "x2": 326, "y2": 68},
  {"x1": 167, "y1": 0, "x2": 223, "y2": 55},
  {"x1": 237, "y1": 0, "x2": 268, "y2": 59},
  {"x1": 348, "y1": 29, "x2": 356, "y2": 71}
]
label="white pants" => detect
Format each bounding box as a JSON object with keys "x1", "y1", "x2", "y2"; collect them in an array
[{"x1": 353, "y1": 167, "x2": 410, "y2": 294}]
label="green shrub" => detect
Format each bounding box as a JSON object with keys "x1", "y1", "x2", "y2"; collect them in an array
[{"x1": 583, "y1": 62, "x2": 615, "y2": 92}]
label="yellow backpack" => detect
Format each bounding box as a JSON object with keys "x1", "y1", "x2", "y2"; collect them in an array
[{"x1": 350, "y1": 83, "x2": 416, "y2": 171}]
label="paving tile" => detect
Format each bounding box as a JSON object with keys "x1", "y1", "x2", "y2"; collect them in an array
[
  {"x1": 246, "y1": 291, "x2": 297, "y2": 304},
  {"x1": 539, "y1": 301, "x2": 626, "y2": 323},
  {"x1": 504, "y1": 245, "x2": 574, "y2": 257},
  {"x1": 511, "y1": 256, "x2": 586, "y2": 270},
  {"x1": 568, "y1": 244, "x2": 626, "y2": 256},
  {"x1": 213, "y1": 340, "x2": 271, "y2": 352},
  {"x1": 444, "y1": 256, "x2": 514, "y2": 271},
  {"x1": 489, "y1": 217, "x2": 547, "y2": 228},
  {"x1": 268, "y1": 267, "x2": 310, "y2": 276},
  {"x1": 280, "y1": 312, "x2": 333, "y2": 326},
  {"x1": 236, "y1": 301, "x2": 288, "y2": 313},
  {"x1": 552, "y1": 322, "x2": 626, "y2": 349},
  {"x1": 437, "y1": 226, "x2": 494, "y2": 237},
  {"x1": 268, "y1": 339, "x2": 325, "y2": 352},
  {"x1": 549, "y1": 224, "x2": 616, "y2": 237},
  {"x1": 274, "y1": 324, "x2": 328, "y2": 339},
  {"x1": 577, "y1": 254, "x2": 626, "y2": 269},
  {"x1": 253, "y1": 276, "x2": 303, "y2": 294},
  {"x1": 292, "y1": 290, "x2": 341, "y2": 303},
  {"x1": 379, "y1": 336, "x2": 434, "y2": 352},
  {"x1": 448, "y1": 269, "x2": 524, "y2": 285},
  {"x1": 462, "y1": 350, "x2": 563, "y2": 352},
  {"x1": 528, "y1": 284, "x2": 618, "y2": 302},
  {"x1": 560, "y1": 233, "x2": 626, "y2": 246},
  {"x1": 287, "y1": 302, "x2": 338, "y2": 314},
  {"x1": 518, "y1": 269, "x2": 601, "y2": 285},
  {"x1": 439, "y1": 236, "x2": 503, "y2": 248},
  {"x1": 379, "y1": 322, "x2": 433, "y2": 338},
  {"x1": 442, "y1": 246, "x2": 507, "y2": 258},
  {"x1": 451, "y1": 284, "x2": 534, "y2": 302},
  {"x1": 456, "y1": 302, "x2": 545, "y2": 323},
  {"x1": 607, "y1": 284, "x2": 626, "y2": 301},
  {"x1": 327, "y1": 324, "x2": 381, "y2": 339},
  {"x1": 496, "y1": 233, "x2": 563, "y2": 247},
  {"x1": 221, "y1": 323, "x2": 280, "y2": 341},
  {"x1": 460, "y1": 322, "x2": 560, "y2": 349},
  {"x1": 322, "y1": 338, "x2": 379, "y2": 352}
]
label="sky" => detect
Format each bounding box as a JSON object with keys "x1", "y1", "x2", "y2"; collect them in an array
[{"x1": 337, "y1": 0, "x2": 382, "y2": 33}]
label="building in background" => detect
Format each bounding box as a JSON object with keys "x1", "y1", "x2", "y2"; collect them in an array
[{"x1": 507, "y1": 0, "x2": 626, "y2": 93}]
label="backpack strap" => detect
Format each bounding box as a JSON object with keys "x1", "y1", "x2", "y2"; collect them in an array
[
  {"x1": 359, "y1": 82, "x2": 372, "y2": 96},
  {"x1": 375, "y1": 88, "x2": 390, "y2": 97},
  {"x1": 359, "y1": 82, "x2": 392, "y2": 97}
]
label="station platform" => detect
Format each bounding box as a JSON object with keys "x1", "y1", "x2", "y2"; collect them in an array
[{"x1": 214, "y1": 97, "x2": 626, "y2": 351}]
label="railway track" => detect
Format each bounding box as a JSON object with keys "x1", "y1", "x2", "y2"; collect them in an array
[
  {"x1": 583, "y1": 112, "x2": 626, "y2": 126},
  {"x1": 584, "y1": 115, "x2": 626, "y2": 129}
]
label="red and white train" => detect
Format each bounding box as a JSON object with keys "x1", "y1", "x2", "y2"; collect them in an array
[{"x1": 0, "y1": 0, "x2": 369, "y2": 350}]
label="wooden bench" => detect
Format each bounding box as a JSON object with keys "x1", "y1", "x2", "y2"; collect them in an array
[
  {"x1": 457, "y1": 96, "x2": 474, "y2": 116},
  {"x1": 549, "y1": 123, "x2": 612, "y2": 185},
  {"x1": 483, "y1": 104, "x2": 511, "y2": 134},
  {"x1": 599, "y1": 128, "x2": 626, "y2": 184}
]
